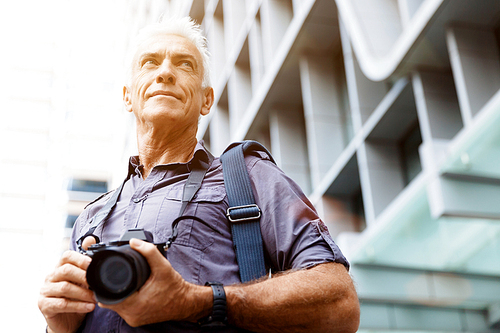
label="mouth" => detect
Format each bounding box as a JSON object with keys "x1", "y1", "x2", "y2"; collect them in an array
[{"x1": 150, "y1": 91, "x2": 179, "y2": 99}]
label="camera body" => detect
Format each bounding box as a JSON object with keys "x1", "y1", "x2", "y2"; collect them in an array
[{"x1": 86, "y1": 229, "x2": 160, "y2": 305}]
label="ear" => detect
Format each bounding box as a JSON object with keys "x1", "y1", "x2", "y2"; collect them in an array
[
  {"x1": 123, "y1": 85, "x2": 133, "y2": 113},
  {"x1": 200, "y1": 87, "x2": 214, "y2": 116}
]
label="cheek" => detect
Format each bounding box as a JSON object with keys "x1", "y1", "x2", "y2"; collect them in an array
[
  {"x1": 133, "y1": 73, "x2": 153, "y2": 97},
  {"x1": 185, "y1": 81, "x2": 204, "y2": 101}
]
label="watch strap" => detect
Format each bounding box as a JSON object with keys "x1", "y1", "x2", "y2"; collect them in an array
[{"x1": 199, "y1": 281, "x2": 227, "y2": 328}]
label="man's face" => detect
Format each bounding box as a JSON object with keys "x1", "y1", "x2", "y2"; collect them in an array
[{"x1": 123, "y1": 34, "x2": 213, "y2": 131}]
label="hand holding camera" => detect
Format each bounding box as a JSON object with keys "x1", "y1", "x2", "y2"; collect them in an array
[
  {"x1": 38, "y1": 250, "x2": 96, "y2": 333},
  {"x1": 85, "y1": 229, "x2": 163, "y2": 305},
  {"x1": 40, "y1": 223, "x2": 214, "y2": 331},
  {"x1": 92, "y1": 232, "x2": 212, "y2": 327}
]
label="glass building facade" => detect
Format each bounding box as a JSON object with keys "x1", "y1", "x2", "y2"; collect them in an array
[{"x1": 176, "y1": 0, "x2": 500, "y2": 331}]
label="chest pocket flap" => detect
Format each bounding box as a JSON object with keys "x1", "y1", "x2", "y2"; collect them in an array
[{"x1": 155, "y1": 186, "x2": 227, "y2": 250}]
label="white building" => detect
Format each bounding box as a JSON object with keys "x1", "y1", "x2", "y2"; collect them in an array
[{"x1": 183, "y1": 0, "x2": 500, "y2": 331}]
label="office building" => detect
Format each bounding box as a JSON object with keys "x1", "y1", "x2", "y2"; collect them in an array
[{"x1": 178, "y1": 0, "x2": 500, "y2": 331}]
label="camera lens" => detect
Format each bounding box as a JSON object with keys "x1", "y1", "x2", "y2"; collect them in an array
[
  {"x1": 99, "y1": 255, "x2": 133, "y2": 294},
  {"x1": 87, "y1": 244, "x2": 151, "y2": 304}
]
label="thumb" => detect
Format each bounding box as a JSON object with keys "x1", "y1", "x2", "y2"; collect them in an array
[
  {"x1": 129, "y1": 238, "x2": 168, "y2": 268},
  {"x1": 82, "y1": 235, "x2": 98, "y2": 251}
]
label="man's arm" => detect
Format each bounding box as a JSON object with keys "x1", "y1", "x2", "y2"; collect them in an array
[
  {"x1": 226, "y1": 262, "x2": 359, "y2": 332},
  {"x1": 102, "y1": 239, "x2": 360, "y2": 332}
]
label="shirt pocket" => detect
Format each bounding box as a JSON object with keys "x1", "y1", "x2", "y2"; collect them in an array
[
  {"x1": 154, "y1": 186, "x2": 226, "y2": 251},
  {"x1": 154, "y1": 186, "x2": 226, "y2": 285}
]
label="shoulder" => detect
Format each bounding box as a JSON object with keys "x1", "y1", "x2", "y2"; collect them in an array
[
  {"x1": 243, "y1": 152, "x2": 291, "y2": 186},
  {"x1": 218, "y1": 142, "x2": 281, "y2": 181},
  {"x1": 77, "y1": 189, "x2": 116, "y2": 227},
  {"x1": 84, "y1": 189, "x2": 115, "y2": 210},
  {"x1": 244, "y1": 150, "x2": 275, "y2": 172},
  {"x1": 68, "y1": 190, "x2": 115, "y2": 250}
]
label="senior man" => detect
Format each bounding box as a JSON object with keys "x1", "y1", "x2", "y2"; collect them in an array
[{"x1": 39, "y1": 17, "x2": 360, "y2": 333}]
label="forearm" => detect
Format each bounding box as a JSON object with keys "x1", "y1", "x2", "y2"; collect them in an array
[{"x1": 225, "y1": 262, "x2": 359, "y2": 333}]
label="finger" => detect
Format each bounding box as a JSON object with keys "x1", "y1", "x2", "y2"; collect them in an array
[
  {"x1": 40, "y1": 297, "x2": 95, "y2": 317},
  {"x1": 58, "y1": 250, "x2": 92, "y2": 270},
  {"x1": 82, "y1": 235, "x2": 98, "y2": 251},
  {"x1": 40, "y1": 281, "x2": 96, "y2": 304},
  {"x1": 129, "y1": 238, "x2": 169, "y2": 269},
  {"x1": 98, "y1": 301, "x2": 117, "y2": 311},
  {"x1": 50, "y1": 263, "x2": 88, "y2": 287}
]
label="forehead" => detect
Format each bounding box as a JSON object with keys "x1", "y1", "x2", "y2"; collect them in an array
[{"x1": 134, "y1": 34, "x2": 202, "y2": 62}]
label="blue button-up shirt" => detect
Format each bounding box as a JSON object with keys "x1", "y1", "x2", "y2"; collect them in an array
[{"x1": 70, "y1": 141, "x2": 348, "y2": 332}]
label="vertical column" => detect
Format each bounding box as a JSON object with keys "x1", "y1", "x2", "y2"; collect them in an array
[
  {"x1": 357, "y1": 83, "x2": 422, "y2": 223},
  {"x1": 227, "y1": 39, "x2": 252, "y2": 133},
  {"x1": 269, "y1": 106, "x2": 311, "y2": 194},
  {"x1": 248, "y1": 10, "x2": 265, "y2": 93},
  {"x1": 447, "y1": 26, "x2": 500, "y2": 125},
  {"x1": 188, "y1": 0, "x2": 206, "y2": 26},
  {"x1": 361, "y1": 142, "x2": 405, "y2": 220},
  {"x1": 412, "y1": 71, "x2": 462, "y2": 143},
  {"x1": 412, "y1": 70, "x2": 463, "y2": 219},
  {"x1": 223, "y1": 0, "x2": 247, "y2": 46},
  {"x1": 299, "y1": 53, "x2": 349, "y2": 187},
  {"x1": 208, "y1": 0, "x2": 226, "y2": 84},
  {"x1": 319, "y1": 156, "x2": 365, "y2": 238},
  {"x1": 249, "y1": 124, "x2": 272, "y2": 154},
  {"x1": 339, "y1": 19, "x2": 388, "y2": 130},
  {"x1": 209, "y1": 87, "x2": 230, "y2": 156},
  {"x1": 260, "y1": 0, "x2": 293, "y2": 62}
]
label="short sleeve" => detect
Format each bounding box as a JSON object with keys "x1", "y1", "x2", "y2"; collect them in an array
[
  {"x1": 69, "y1": 210, "x2": 89, "y2": 252},
  {"x1": 246, "y1": 157, "x2": 349, "y2": 272}
]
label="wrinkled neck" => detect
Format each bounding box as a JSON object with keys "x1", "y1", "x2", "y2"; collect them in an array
[{"x1": 136, "y1": 129, "x2": 197, "y2": 179}]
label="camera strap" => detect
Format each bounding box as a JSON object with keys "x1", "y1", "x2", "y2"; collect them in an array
[
  {"x1": 76, "y1": 179, "x2": 127, "y2": 252},
  {"x1": 178, "y1": 156, "x2": 212, "y2": 218},
  {"x1": 77, "y1": 150, "x2": 213, "y2": 253}
]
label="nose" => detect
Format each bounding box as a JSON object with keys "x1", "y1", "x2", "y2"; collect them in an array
[{"x1": 156, "y1": 62, "x2": 176, "y2": 84}]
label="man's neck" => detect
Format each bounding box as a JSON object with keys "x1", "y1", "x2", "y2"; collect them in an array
[{"x1": 137, "y1": 132, "x2": 198, "y2": 179}]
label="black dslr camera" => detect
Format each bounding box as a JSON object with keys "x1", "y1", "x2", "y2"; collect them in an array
[{"x1": 86, "y1": 229, "x2": 164, "y2": 304}]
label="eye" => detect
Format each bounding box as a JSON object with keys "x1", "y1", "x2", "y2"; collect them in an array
[
  {"x1": 141, "y1": 59, "x2": 157, "y2": 68},
  {"x1": 180, "y1": 60, "x2": 193, "y2": 68}
]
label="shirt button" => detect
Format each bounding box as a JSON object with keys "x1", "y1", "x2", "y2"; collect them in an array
[{"x1": 133, "y1": 195, "x2": 148, "y2": 203}]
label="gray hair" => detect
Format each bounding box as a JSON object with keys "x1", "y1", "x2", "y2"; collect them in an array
[{"x1": 126, "y1": 16, "x2": 211, "y2": 88}]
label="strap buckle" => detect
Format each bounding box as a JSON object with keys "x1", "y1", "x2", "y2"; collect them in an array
[{"x1": 226, "y1": 204, "x2": 261, "y2": 222}]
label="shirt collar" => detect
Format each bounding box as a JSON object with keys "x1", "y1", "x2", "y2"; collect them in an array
[{"x1": 127, "y1": 140, "x2": 213, "y2": 177}]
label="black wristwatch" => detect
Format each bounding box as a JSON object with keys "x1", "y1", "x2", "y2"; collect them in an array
[{"x1": 199, "y1": 281, "x2": 227, "y2": 328}]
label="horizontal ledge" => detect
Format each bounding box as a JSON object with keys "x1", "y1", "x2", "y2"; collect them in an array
[
  {"x1": 359, "y1": 300, "x2": 495, "y2": 332},
  {"x1": 441, "y1": 171, "x2": 500, "y2": 186},
  {"x1": 352, "y1": 264, "x2": 500, "y2": 308}
]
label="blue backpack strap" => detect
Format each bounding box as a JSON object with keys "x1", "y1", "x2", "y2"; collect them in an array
[{"x1": 220, "y1": 140, "x2": 275, "y2": 283}]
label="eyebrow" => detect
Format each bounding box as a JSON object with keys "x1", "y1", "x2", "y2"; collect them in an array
[
  {"x1": 171, "y1": 53, "x2": 198, "y2": 67},
  {"x1": 137, "y1": 52, "x2": 161, "y2": 62},
  {"x1": 137, "y1": 52, "x2": 198, "y2": 65}
]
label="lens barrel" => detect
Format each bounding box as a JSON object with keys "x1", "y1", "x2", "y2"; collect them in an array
[{"x1": 87, "y1": 245, "x2": 151, "y2": 304}]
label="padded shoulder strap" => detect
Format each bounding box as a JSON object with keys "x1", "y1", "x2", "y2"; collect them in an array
[
  {"x1": 222, "y1": 140, "x2": 275, "y2": 164},
  {"x1": 220, "y1": 140, "x2": 275, "y2": 282}
]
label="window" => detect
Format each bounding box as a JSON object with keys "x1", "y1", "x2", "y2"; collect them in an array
[
  {"x1": 67, "y1": 179, "x2": 108, "y2": 193},
  {"x1": 65, "y1": 215, "x2": 79, "y2": 229}
]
